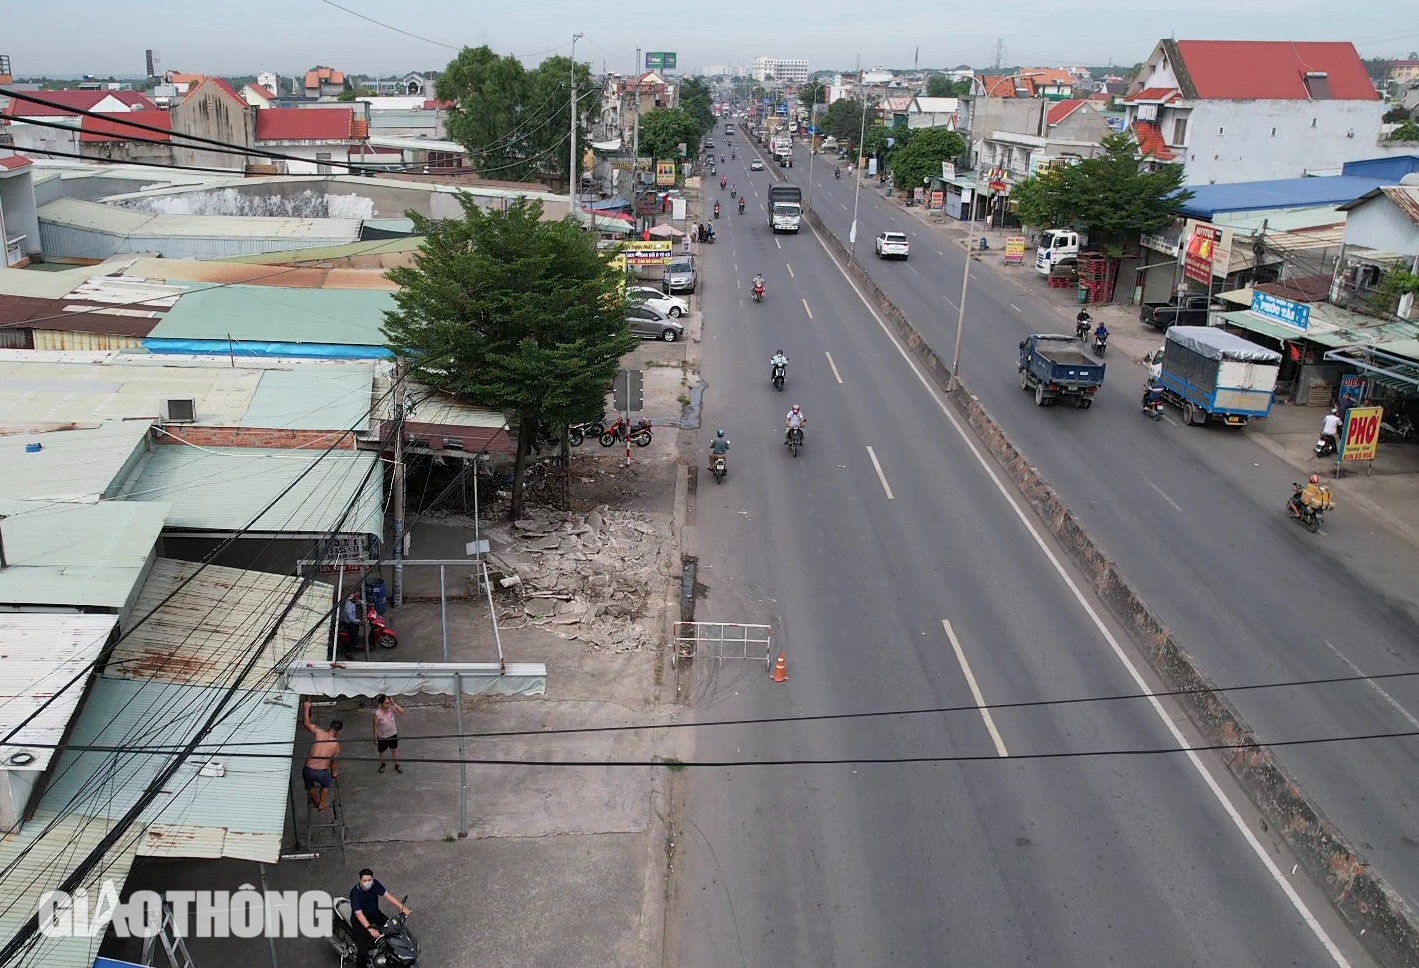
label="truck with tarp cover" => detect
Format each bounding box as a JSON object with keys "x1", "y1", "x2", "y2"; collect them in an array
[{"x1": 1156, "y1": 325, "x2": 1281, "y2": 426}]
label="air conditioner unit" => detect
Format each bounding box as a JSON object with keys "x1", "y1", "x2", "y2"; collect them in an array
[{"x1": 161, "y1": 398, "x2": 196, "y2": 423}]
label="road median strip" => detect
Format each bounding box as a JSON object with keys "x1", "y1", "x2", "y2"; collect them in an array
[{"x1": 798, "y1": 203, "x2": 1419, "y2": 968}]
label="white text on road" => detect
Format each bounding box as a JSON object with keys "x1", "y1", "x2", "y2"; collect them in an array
[{"x1": 866, "y1": 446, "x2": 894, "y2": 499}]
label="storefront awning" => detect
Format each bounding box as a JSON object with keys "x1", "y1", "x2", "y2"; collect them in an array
[{"x1": 1323, "y1": 344, "x2": 1419, "y2": 392}]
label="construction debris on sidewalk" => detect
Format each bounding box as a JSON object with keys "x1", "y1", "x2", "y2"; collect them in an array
[{"x1": 482, "y1": 506, "x2": 671, "y2": 653}]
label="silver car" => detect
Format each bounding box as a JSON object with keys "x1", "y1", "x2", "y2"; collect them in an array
[
  {"x1": 627, "y1": 305, "x2": 684, "y2": 342},
  {"x1": 664, "y1": 257, "x2": 696, "y2": 294}
]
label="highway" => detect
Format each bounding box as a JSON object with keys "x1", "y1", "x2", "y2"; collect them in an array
[
  {"x1": 747, "y1": 135, "x2": 1419, "y2": 914},
  {"x1": 670, "y1": 145, "x2": 1373, "y2": 967}
]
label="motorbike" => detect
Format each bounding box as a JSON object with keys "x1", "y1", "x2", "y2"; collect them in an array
[
  {"x1": 713, "y1": 204, "x2": 720, "y2": 219},
  {"x1": 721, "y1": 155, "x2": 725, "y2": 163},
  {"x1": 752, "y1": 281, "x2": 765, "y2": 303},
  {"x1": 772, "y1": 363, "x2": 786, "y2": 391},
  {"x1": 1286, "y1": 484, "x2": 1325, "y2": 534},
  {"x1": 568, "y1": 414, "x2": 608, "y2": 447},
  {"x1": 720, "y1": 177, "x2": 727, "y2": 190},
  {"x1": 331, "y1": 895, "x2": 419, "y2": 968},
  {"x1": 703, "y1": 231, "x2": 716, "y2": 245},
  {"x1": 834, "y1": 168, "x2": 841, "y2": 179},
  {"x1": 1093, "y1": 334, "x2": 1109, "y2": 357},
  {"x1": 1381, "y1": 411, "x2": 1415, "y2": 442},
  {"x1": 1141, "y1": 395, "x2": 1164, "y2": 421},
  {"x1": 600, "y1": 416, "x2": 654, "y2": 447},
  {"x1": 1314, "y1": 433, "x2": 1337, "y2": 458},
  {"x1": 786, "y1": 426, "x2": 804, "y2": 457},
  {"x1": 738, "y1": 198, "x2": 746, "y2": 214},
  {"x1": 730, "y1": 188, "x2": 737, "y2": 199},
  {"x1": 367, "y1": 604, "x2": 398, "y2": 649},
  {"x1": 711, "y1": 453, "x2": 727, "y2": 484}
]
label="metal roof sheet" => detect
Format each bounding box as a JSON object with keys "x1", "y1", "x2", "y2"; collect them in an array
[
  {"x1": 38, "y1": 679, "x2": 298, "y2": 864},
  {"x1": 0, "y1": 258, "x2": 144, "y2": 300},
  {"x1": 0, "y1": 422, "x2": 153, "y2": 502},
  {"x1": 0, "y1": 614, "x2": 116, "y2": 774},
  {"x1": 148, "y1": 285, "x2": 396, "y2": 346},
  {"x1": 0, "y1": 499, "x2": 168, "y2": 610},
  {"x1": 126, "y1": 446, "x2": 383, "y2": 536},
  {"x1": 124, "y1": 257, "x2": 399, "y2": 290},
  {"x1": 0, "y1": 810, "x2": 142, "y2": 968},
  {"x1": 242, "y1": 365, "x2": 375, "y2": 431},
  {"x1": 372, "y1": 373, "x2": 505, "y2": 428},
  {"x1": 212, "y1": 236, "x2": 424, "y2": 265},
  {"x1": 108, "y1": 559, "x2": 330, "y2": 688},
  {"x1": 38, "y1": 197, "x2": 362, "y2": 240},
  {"x1": 1175, "y1": 177, "x2": 1389, "y2": 218},
  {"x1": 0, "y1": 358, "x2": 264, "y2": 427}
]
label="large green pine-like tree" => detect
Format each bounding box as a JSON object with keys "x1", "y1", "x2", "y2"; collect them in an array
[{"x1": 382, "y1": 196, "x2": 636, "y2": 518}]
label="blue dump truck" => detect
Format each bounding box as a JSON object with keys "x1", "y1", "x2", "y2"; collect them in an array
[
  {"x1": 1018, "y1": 334, "x2": 1106, "y2": 408},
  {"x1": 1156, "y1": 326, "x2": 1281, "y2": 427}
]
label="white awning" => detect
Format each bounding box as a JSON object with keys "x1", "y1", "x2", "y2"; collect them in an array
[{"x1": 281, "y1": 661, "x2": 547, "y2": 698}]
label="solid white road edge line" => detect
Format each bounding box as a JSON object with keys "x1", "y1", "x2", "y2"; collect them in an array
[
  {"x1": 865, "y1": 445, "x2": 894, "y2": 499},
  {"x1": 825, "y1": 351, "x2": 844, "y2": 384},
  {"x1": 808, "y1": 219, "x2": 1355, "y2": 968},
  {"x1": 943, "y1": 619, "x2": 1009, "y2": 757}
]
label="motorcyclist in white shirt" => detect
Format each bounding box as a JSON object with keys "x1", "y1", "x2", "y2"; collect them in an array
[
  {"x1": 784, "y1": 404, "x2": 805, "y2": 444},
  {"x1": 770, "y1": 350, "x2": 788, "y2": 382},
  {"x1": 1320, "y1": 407, "x2": 1342, "y2": 450}
]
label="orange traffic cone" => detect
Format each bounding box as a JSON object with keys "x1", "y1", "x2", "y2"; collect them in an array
[{"x1": 771, "y1": 651, "x2": 787, "y2": 683}]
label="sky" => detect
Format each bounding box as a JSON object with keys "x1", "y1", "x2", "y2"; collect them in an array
[{"x1": 6, "y1": 0, "x2": 1412, "y2": 78}]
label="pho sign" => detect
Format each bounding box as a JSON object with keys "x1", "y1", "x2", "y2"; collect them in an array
[
  {"x1": 1250, "y1": 290, "x2": 1311, "y2": 331},
  {"x1": 1342, "y1": 406, "x2": 1383, "y2": 462}
]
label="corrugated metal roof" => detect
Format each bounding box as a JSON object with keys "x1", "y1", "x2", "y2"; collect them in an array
[
  {"x1": 108, "y1": 558, "x2": 330, "y2": 688},
  {"x1": 0, "y1": 422, "x2": 152, "y2": 502},
  {"x1": 373, "y1": 373, "x2": 505, "y2": 428},
  {"x1": 127, "y1": 446, "x2": 383, "y2": 536},
  {"x1": 0, "y1": 358, "x2": 264, "y2": 427},
  {"x1": 149, "y1": 285, "x2": 395, "y2": 346},
  {"x1": 0, "y1": 258, "x2": 144, "y2": 299},
  {"x1": 37, "y1": 678, "x2": 298, "y2": 864},
  {"x1": 242, "y1": 365, "x2": 375, "y2": 431},
  {"x1": 0, "y1": 294, "x2": 166, "y2": 338},
  {"x1": 0, "y1": 614, "x2": 116, "y2": 774},
  {"x1": 38, "y1": 197, "x2": 363, "y2": 240},
  {"x1": 125, "y1": 257, "x2": 399, "y2": 290},
  {"x1": 212, "y1": 235, "x2": 424, "y2": 265},
  {"x1": 0, "y1": 500, "x2": 168, "y2": 610},
  {"x1": 1175, "y1": 177, "x2": 1388, "y2": 218},
  {"x1": 0, "y1": 811, "x2": 142, "y2": 968}
]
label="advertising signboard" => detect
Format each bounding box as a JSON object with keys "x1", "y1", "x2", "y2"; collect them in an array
[
  {"x1": 1004, "y1": 237, "x2": 1027, "y2": 265},
  {"x1": 1183, "y1": 224, "x2": 1221, "y2": 285},
  {"x1": 655, "y1": 161, "x2": 676, "y2": 186},
  {"x1": 645, "y1": 52, "x2": 677, "y2": 71},
  {"x1": 619, "y1": 240, "x2": 674, "y2": 266},
  {"x1": 1342, "y1": 406, "x2": 1384, "y2": 462},
  {"x1": 1250, "y1": 290, "x2": 1311, "y2": 331}
]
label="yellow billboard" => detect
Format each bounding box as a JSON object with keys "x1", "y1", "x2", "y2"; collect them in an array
[{"x1": 1341, "y1": 406, "x2": 1383, "y2": 462}]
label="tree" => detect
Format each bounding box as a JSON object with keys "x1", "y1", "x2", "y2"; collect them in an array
[
  {"x1": 889, "y1": 128, "x2": 966, "y2": 192},
  {"x1": 823, "y1": 97, "x2": 866, "y2": 144},
  {"x1": 926, "y1": 76, "x2": 973, "y2": 98},
  {"x1": 637, "y1": 108, "x2": 701, "y2": 165},
  {"x1": 1010, "y1": 132, "x2": 1193, "y2": 257},
  {"x1": 1362, "y1": 57, "x2": 1396, "y2": 82},
  {"x1": 797, "y1": 84, "x2": 828, "y2": 111},
  {"x1": 437, "y1": 46, "x2": 598, "y2": 185},
  {"x1": 1387, "y1": 120, "x2": 1419, "y2": 142},
  {"x1": 383, "y1": 196, "x2": 635, "y2": 519},
  {"x1": 678, "y1": 77, "x2": 715, "y2": 136}
]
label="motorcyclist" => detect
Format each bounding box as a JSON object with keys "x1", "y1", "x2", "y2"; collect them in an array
[
  {"x1": 731, "y1": 183, "x2": 738, "y2": 197},
  {"x1": 731, "y1": 149, "x2": 736, "y2": 159},
  {"x1": 720, "y1": 175, "x2": 727, "y2": 189},
  {"x1": 753, "y1": 272, "x2": 765, "y2": 295},
  {"x1": 770, "y1": 350, "x2": 788, "y2": 382},
  {"x1": 1290, "y1": 474, "x2": 1329, "y2": 518},
  {"x1": 708, "y1": 428, "x2": 730, "y2": 470},
  {"x1": 784, "y1": 404, "x2": 806, "y2": 444},
  {"x1": 1141, "y1": 378, "x2": 1164, "y2": 411},
  {"x1": 834, "y1": 166, "x2": 841, "y2": 179},
  {"x1": 713, "y1": 201, "x2": 720, "y2": 218},
  {"x1": 721, "y1": 154, "x2": 726, "y2": 163},
  {"x1": 738, "y1": 195, "x2": 746, "y2": 214},
  {"x1": 1093, "y1": 322, "x2": 1110, "y2": 347},
  {"x1": 1075, "y1": 309, "x2": 1092, "y2": 341},
  {"x1": 1319, "y1": 407, "x2": 1342, "y2": 453}
]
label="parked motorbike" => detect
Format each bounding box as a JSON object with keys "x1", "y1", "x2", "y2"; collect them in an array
[
  {"x1": 600, "y1": 416, "x2": 654, "y2": 447},
  {"x1": 1286, "y1": 483, "x2": 1326, "y2": 534},
  {"x1": 772, "y1": 363, "x2": 786, "y2": 391},
  {"x1": 568, "y1": 414, "x2": 608, "y2": 447},
  {"x1": 786, "y1": 426, "x2": 804, "y2": 457},
  {"x1": 1314, "y1": 433, "x2": 1337, "y2": 458},
  {"x1": 752, "y1": 281, "x2": 765, "y2": 303},
  {"x1": 1093, "y1": 334, "x2": 1108, "y2": 357},
  {"x1": 331, "y1": 895, "x2": 419, "y2": 967},
  {"x1": 367, "y1": 604, "x2": 397, "y2": 649},
  {"x1": 711, "y1": 453, "x2": 727, "y2": 484},
  {"x1": 1381, "y1": 411, "x2": 1415, "y2": 442}
]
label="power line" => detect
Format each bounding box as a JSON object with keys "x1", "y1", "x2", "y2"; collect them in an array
[{"x1": 313, "y1": 0, "x2": 460, "y2": 50}]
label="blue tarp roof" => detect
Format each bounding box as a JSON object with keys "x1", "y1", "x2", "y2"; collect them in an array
[{"x1": 1175, "y1": 176, "x2": 1391, "y2": 219}]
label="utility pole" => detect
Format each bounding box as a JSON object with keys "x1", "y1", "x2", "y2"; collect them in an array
[
  {"x1": 848, "y1": 59, "x2": 866, "y2": 263},
  {"x1": 391, "y1": 357, "x2": 406, "y2": 607},
  {"x1": 632, "y1": 47, "x2": 642, "y2": 175},
  {"x1": 569, "y1": 33, "x2": 583, "y2": 203}
]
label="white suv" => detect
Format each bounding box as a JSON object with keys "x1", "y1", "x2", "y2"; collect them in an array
[{"x1": 875, "y1": 231, "x2": 910, "y2": 260}]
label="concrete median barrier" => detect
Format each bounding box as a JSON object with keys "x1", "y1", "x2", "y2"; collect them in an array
[{"x1": 801, "y1": 202, "x2": 1419, "y2": 968}]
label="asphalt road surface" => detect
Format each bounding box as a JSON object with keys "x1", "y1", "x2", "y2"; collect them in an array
[
  {"x1": 749, "y1": 136, "x2": 1419, "y2": 914},
  {"x1": 671, "y1": 144, "x2": 1375, "y2": 968}
]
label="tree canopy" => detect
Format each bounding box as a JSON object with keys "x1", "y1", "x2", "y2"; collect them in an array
[
  {"x1": 382, "y1": 196, "x2": 635, "y2": 517},
  {"x1": 926, "y1": 76, "x2": 973, "y2": 98},
  {"x1": 1010, "y1": 133, "x2": 1193, "y2": 257},
  {"x1": 437, "y1": 46, "x2": 598, "y2": 185},
  {"x1": 678, "y1": 77, "x2": 715, "y2": 136},
  {"x1": 823, "y1": 97, "x2": 870, "y2": 146},
  {"x1": 637, "y1": 108, "x2": 701, "y2": 163},
  {"x1": 889, "y1": 128, "x2": 966, "y2": 191},
  {"x1": 1387, "y1": 120, "x2": 1419, "y2": 143}
]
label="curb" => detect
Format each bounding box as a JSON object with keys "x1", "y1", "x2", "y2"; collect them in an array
[{"x1": 799, "y1": 203, "x2": 1419, "y2": 968}]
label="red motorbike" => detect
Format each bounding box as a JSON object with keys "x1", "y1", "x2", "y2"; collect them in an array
[
  {"x1": 599, "y1": 416, "x2": 653, "y2": 447},
  {"x1": 336, "y1": 603, "x2": 399, "y2": 655}
]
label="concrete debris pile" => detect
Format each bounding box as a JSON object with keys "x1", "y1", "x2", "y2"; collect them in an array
[{"x1": 482, "y1": 505, "x2": 669, "y2": 652}]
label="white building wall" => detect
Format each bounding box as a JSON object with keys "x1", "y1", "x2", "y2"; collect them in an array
[
  {"x1": 1343, "y1": 197, "x2": 1419, "y2": 255},
  {"x1": 1176, "y1": 100, "x2": 1386, "y2": 184},
  {"x1": 256, "y1": 144, "x2": 346, "y2": 174},
  {"x1": 6, "y1": 122, "x2": 80, "y2": 158}
]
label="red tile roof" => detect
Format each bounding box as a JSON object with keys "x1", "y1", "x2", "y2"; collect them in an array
[
  {"x1": 979, "y1": 75, "x2": 1018, "y2": 97},
  {"x1": 1, "y1": 89, "x2": 156, "y2": 117},
  {"x1": 1019, "y1": 69, "x2": 1074, "y2": 93},
  {"x1": 208, "y1": 77, "x2": 245, "y2": 103},
  {"x1": 1131, "y1": 121, "x2": 1176, "y2": 161},
  {"x1": 422, "y1": 99, "x2": 454, "y2": 110},
  {"x1": 245, "y1": 84, "x2": 274, "y2": 100},
  {"x1": 80, "y1": 111, "x2": 172, "y2": 143},
  {"x1": 254, "y1": 107, "x2": 355, "y2": 141},
  {"x1": 1175, "y1": 40, "x2": 1378, "y2": 101},
  {"x1": 1047, "y1": 99, "x2": 1087, "y2": 125},
  {"x1": 304, "y1": 68, "x2": 346, "y2": 88},
  {"x1": 1125, "y1": 87, "x2": 1182, "y2": 103},
  {"x1": 0, "y1": 155, "x2": 33, "y2": 170}
]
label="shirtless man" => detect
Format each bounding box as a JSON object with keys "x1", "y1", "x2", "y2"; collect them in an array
[{"x1": 301, "y1": 700, "x2": 342, "y2": 812}]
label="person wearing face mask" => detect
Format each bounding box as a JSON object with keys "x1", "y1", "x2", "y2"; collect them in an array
[{"x1": 350, "y1": 867, "x2": 411, "y2": 963}]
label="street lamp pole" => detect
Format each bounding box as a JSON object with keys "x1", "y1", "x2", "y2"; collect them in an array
[
  {"x1": 569, "y1": 33, "x2": 583, "y2": 205},
  {"x1": 805, "y1": 79, "x2": 826, "y2": 215},
  {"x1": 848, "y1": 61, "x2": 866, "y2": 263}
]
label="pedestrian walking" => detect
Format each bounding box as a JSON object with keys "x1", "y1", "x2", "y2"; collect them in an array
[{"x1": 372, "y1": 694, "x2": 404, "y2": 773}]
